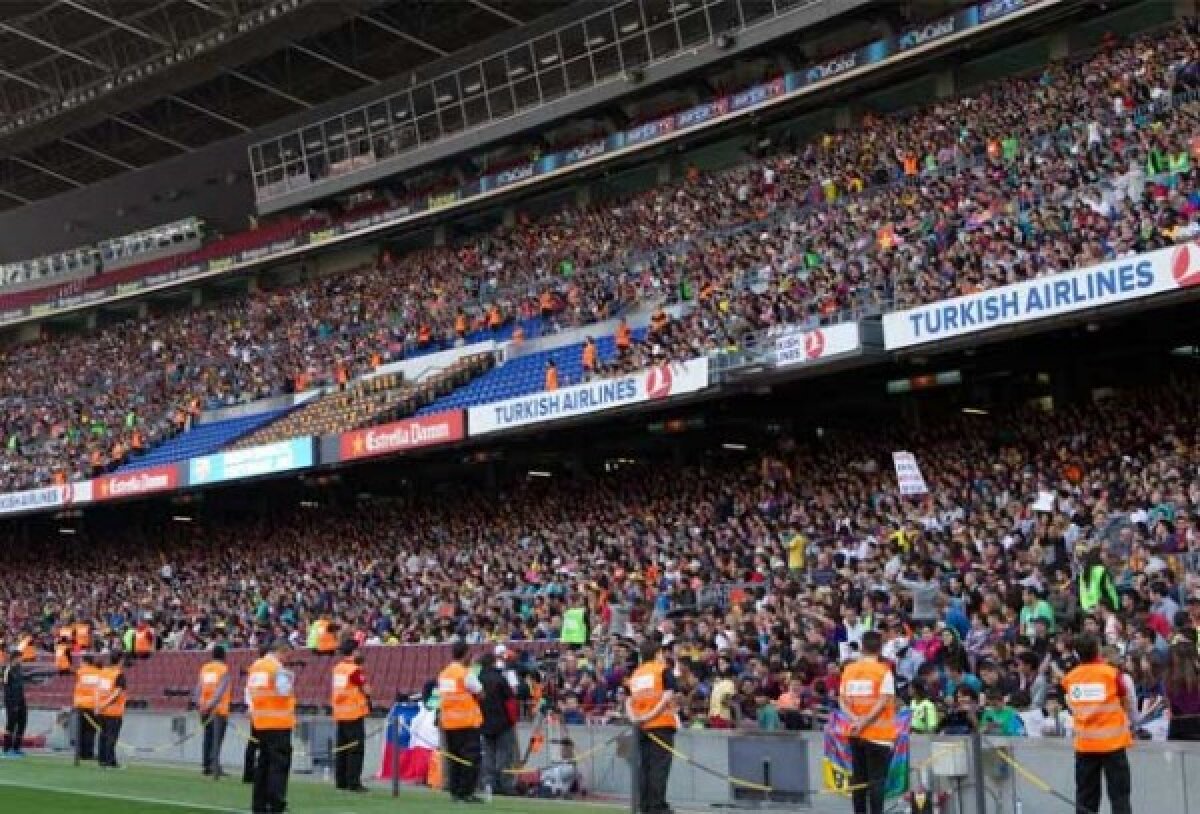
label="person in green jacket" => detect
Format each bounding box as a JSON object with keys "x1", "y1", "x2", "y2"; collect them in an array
[
  {"x1": 910, "y1": 682, "x2": 940, "y2": 734},
  {"x1": 1078, "y1": 548, "x2": 1119, "y2": 614}
]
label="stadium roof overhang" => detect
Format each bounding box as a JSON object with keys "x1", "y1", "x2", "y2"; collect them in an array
[{"x1": 0, "y1": 0, "x2": 567, "y2": 210}]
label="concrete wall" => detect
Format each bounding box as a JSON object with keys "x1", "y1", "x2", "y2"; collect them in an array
[{"x1": 29, "y1": 708, "x2": 1200, "y2": 813}]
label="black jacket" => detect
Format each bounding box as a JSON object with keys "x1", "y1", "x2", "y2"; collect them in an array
[
  {"x1": 3, "y1": 662, "x2": 26, "y2": 706},
  {"x1": 479, "y1": 663, "x2": 515, "y2": 736}
]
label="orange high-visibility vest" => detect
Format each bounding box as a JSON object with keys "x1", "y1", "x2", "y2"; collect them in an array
[
  {"x1": 55, "y1": 643, "x2": 72, "y2": 672},
  {"x1": 246, "y1": 657, "x2": 296, "y2": 731},
  {"x1": 331, "y1": 659, "x2": 370, "y2": 722},
  {"x1": 314, "y1": 620, "x2": 337, "y2": 654},
  {"x1": 545, "y1": 367, "x2": 558, "y2": 391},
  {"x1": 1063, "y1": 662, "x2": 1133, "y2": 753},
  {"x1": 17, "y1": 635, "x2": 35, "y2": 662},
  {"x1": 437, "y1": 662, "x2": 482, "y2": 731},
  {"x1": 97, "y1": 666, "x2": 126, "y2": 717},
  {"x1": 456, "y1": 313, "x2": 468, "y2": 335},
  {"x1": 582, "y1": 342, "x2": 597, "y2": 371},
  {"x1": 73, "y1": 665, "x2": 101, "y2": 709},
  {"x1": 74, "y1": 623, "x2": 91, "y2": 650},
  {"x1": 134, "y1": 627, "x2": 154, "y2": 655},
  {"x1": 629, "y1": 661, "x2": 677, "y2": 730},
  {"x1": 616, "y1": 324, "x2": 631, "y2": 350},
  {"x1": 839, "y1": 658, "x2": 897, "y2": 742},
  {"x1": 198, "y1": 661, "x2": 231, "y2": 717}
]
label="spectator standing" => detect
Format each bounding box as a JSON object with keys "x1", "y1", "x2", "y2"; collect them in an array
[
  {"x1": 1165, "y1": 641, "x2": 1200, "y2": 741},
  {"x1": 480, "y1": 645, "x2": 518, "y2": 796}
]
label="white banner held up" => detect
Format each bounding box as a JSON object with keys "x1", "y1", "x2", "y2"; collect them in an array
[{"x1": 892, "y1": 451, "x2": 929, "y2": 496}]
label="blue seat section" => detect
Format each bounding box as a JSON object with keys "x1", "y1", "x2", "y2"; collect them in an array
[
  {"x1": 417, "y1": 328, "x2": 646, "y2": 415},
  {"x1": 404, "y1": 317, "x2": 543, "y2": 360},
  {"x1": 117, "y1": 407, "x2": 294, "y2": 471}
]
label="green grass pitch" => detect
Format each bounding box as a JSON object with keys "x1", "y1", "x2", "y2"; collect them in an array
[{"x1": 0, "y1": 755, "x2": 624, "y2": 813}]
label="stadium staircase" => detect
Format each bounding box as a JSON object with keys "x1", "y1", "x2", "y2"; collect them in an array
[
  {"x1": 117, "y1": 408, "x2": 295, "y2": 471},
  {"x1": 231, "y1": 353, "x2": 494, "y2": 448},
  {"x1": 417, "y1": 328, "x2": 646, "y2": 414},
  {"x1": 25, "y1": 642, "x2": 556, "y2": 713}
]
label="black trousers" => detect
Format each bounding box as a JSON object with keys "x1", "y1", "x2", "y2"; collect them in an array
[
  {"x1": 444, "y1": 727, "x2": 482, "y2": 800},
  {"x1": 636, "y1": 728, "x2": 675, "y2": 814},
  {"x1": 251, "y1": 728, "x2": 292, "y2": 814},
  {"x1": 202, "y1": 714, "x2": 228, "y2": 774},
  {"x1": 98, "y1": 715, "x2": 122, "y2": 767},
  {"x1": 243, "y1": 727, "x2": 260, "y2": 782},
  {"x1": 3, "y1": 700, "x2": 27, "y2": 751},
  {"x1": 74, "y1": 709, "x2": 96, "y2": 760},
  {"x1": 850, "y1": 738, "x2": 893, "y2": 814},
  {"x1": 1076, "y1": 749, "x2": 1132, "y2": 814},
  {"x1": 335, "y1": 718, "x2": 365, "y2": 790}
]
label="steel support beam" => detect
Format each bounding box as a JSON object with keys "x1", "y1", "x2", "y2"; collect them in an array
[
  {"x1": 110, "y1": 114, "x2": 193, "y2": 152},
  {"x1": 290, "y1": 43, "x2": 379, "y2": 84},
  {"x1": 0, "y1": 186, "x2": 32, "y2": 205},
  {"x1": 59, "y1": 136, "x2": 136, "y2": 169},
  {"x1": 225, "y1": 68, "x2": 311, "y2": 108},
  {"x1": 9, "y1": 155, "x2": 83, "y2": 187},
  {"x1": 168, "y1": 93, "x2": 251, "y2": 132},
  {"x1": 0, "y1": 68, "x2": 56, "y2": 95},
  {"x1": 468, "y1": 0, "x2": 525, "y2": 27},
  {"x1": 0, "y1": 22, "x2": 109, "y2": 70},
  {"x1": 59, "y1": 0, "x2": 172, "y2": 47},
  {"x1": 358, "y1": 13, "x2": 448, "y2": 56},
  {"x1": 183, "y1": 0, "x2": 230, "y2": 18}
]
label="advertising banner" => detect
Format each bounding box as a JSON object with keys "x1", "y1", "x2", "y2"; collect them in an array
[
  {"x1": 336, "y1": 412, "x2": 465, "y2": 462},
  {"x1": 0, "y1": 482, "x2": 89, "y2": 516},
  {"x1": 773, "y1": 322, "x2": 860, "y2": 368},
  {"x1": 469, "y1": 357, "x2": 710, "y2": 436},
  {"x1": 883, "y1": 243, "x2": 1200, "y2": 350},
  {"x1": 93, "y1": 465, "x2": 181, "y2": 501},
  {"x1": 898, "y1": 14, "x2": 958, "y2": 50},
  {"x1": 189, "y1": 437, "x2": 314, "y2": 486}
]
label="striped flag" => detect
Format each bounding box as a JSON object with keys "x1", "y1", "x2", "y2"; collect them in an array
[{"x1": 822, "y1": 709, "x2": 912, "y2": 798}]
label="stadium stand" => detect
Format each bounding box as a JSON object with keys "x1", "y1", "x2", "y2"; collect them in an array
[
  {"x1": 0, "y1": 21, "x2": 1192, "y2": 494},
  {"x1": 118, "y1": 408, "x2": 296, "y2": 471},
  {"x1": 6, "y1": 371, "x2": 1200, "y2": 722},
  {"x1": 232, "y1": 354, "x2": 494, "y2": 448}
]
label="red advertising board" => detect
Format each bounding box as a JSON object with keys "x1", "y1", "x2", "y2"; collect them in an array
[
  {"x1": 338, "y1": 412, "x2": 465, "y2": 462},
  {"x1": 94, "y1": 465, "x2": 181, "y2": 501}
]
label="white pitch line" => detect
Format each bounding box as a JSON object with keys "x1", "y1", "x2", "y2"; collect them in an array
[{"x1": 0, "y1": 778, "x2": 244, "y2": 812}]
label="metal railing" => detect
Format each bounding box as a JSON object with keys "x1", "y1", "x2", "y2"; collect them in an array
[{"x1": 249, "y1": 0, "x2": 829, "y2": 202}]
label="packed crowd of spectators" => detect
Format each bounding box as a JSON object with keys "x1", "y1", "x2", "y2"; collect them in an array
[
  {"x1": 2, "y1": 370, "x2": 1200, "y2": 739},
  {"x1": 0, "y1": 21, "x2": 1196, "y2": 495}
]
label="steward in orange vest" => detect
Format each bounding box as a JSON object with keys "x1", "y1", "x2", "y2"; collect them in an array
[
  {"x1": 72, "y1": 653, "x2": 100, "y2": 761},
  {"x1": 313, "y1": 618, "x2": 338, "y2": 655},
  {"x1": 194, "y1": 645, "x2": 231, "y2": 778},
  {"x1": 331, "y1": 640, "x2": 372, "y2": 792},
  {"x1": 246, "y1": 640, "x2": 296, "y2": 813},
  {"x1": 625, "y1": 638, "x2": 679, "y2": 814},
  {"x1": 438, "y1": 641, "x2": 483, "y2": 802},
  {"x1": 838, "y1": 631, "x2": 897, "y2": 814},
  {"x1": 1063, "y1": 635, "x2": 1134, "y2": 814},
  {"x1": 95, "y1": 652, "x2": 127, "y2": 769},
  {"x1": 55, "y1": 636, "x2": 72, "y2": 674}
]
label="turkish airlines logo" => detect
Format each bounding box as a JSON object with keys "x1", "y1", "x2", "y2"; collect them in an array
[
  {"x1": 645, "y1": 366, "x2": 673, "y2": 400},
  {"x1": 804, "y1": 330, "x2": 826, "y2": 360},
  {"x1": 1171, "y1": 243, "x2": 1200, "y2": 288}
]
